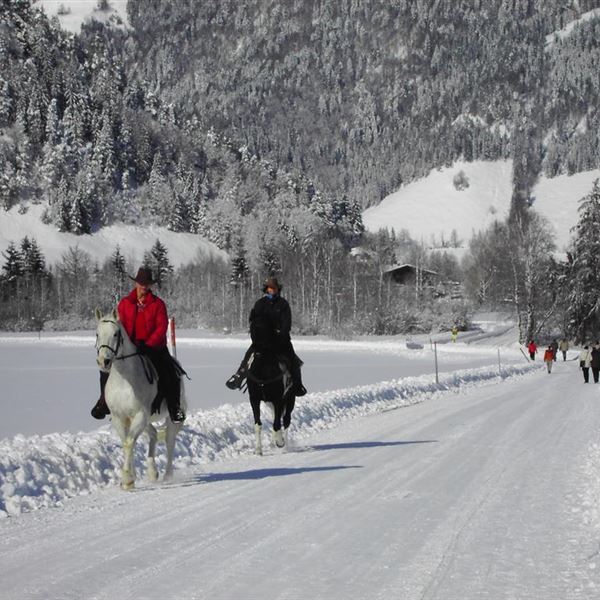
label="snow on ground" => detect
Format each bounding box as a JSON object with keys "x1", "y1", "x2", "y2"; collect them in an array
[
  {"x1": 363, "y1": 159, "x2": 600, "y2": 253},
  {"x1": 0, "y1": 204, "x2": 227, "y2": 267},
  {"x1": 33, "y1": 0, "x2": 129, "y2": 32},
  {"x1": 0, "y1": 330, "x2": 528, "y2": 439},
  {"x1": 1, "y1": 358, "x2": 600, "y2": 599},
  {"x1": 0, "y1": 362, "x2": 537, "y2": 517}
]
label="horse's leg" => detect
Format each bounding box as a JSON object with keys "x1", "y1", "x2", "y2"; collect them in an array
[
  {"x1": 271, "y1": 402, "x2": 285, "y2": 448},
  {"x1": 164, "y1": 421, "x2": 182, "y2": 481},
  {"x1": 121, "y1": 411, "x2": 147, "y2": 490},
  {"x1": 146, "y1": 423, "x2": 158, "y2": 482},
  {"x1": 249, "y1": 391, "x2": 263, "y2": 455},
  {"x1": 110, "y1": 416, "x2": 134, "y2": 490},
  {"x1": 283, "y1": 394, "x2": 295, "y2": 430},
  {"x1": 254, "y1": 423, "x2": 263, "y2": 455},
  {"x1": 250, "y1": 392, "x2": 262, "y2": 427}
]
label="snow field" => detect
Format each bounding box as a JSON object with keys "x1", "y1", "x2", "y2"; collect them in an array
[{"x1": 0, "y1": 362, "x2": 537, "y2": 518}]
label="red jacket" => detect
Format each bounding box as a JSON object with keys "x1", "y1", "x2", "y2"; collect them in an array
[
  {"x1": 527, "y1": 342, "x2": 537, "y2": 354},
  {"x1": 118, "y1": 289, "x2": 168, "y2": 349},
  {"x1": 543, "y1": 349, "x2": 554, "y2": 362}
]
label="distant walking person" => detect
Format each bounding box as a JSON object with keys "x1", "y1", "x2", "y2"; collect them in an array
[
  {"x1": 579, "y1": 345, "x2": 592, "y2": 383},
  {"x1": 591, "y1": 342, "x2": 600, "y2": 383},
  {"x1": 451, "y1": 325, "x2": 458, "y2": 343},
  {"x1": 527, "y1": 340, "x2": 537, "y2": 361},
  {"x1": 550, "y1": 339, "x2": 558, "y2": 362},
  {"x1": 543, "y1": 345, "x2": 554, "y2": 373},
  {"x1": 559, "y1": 338, "x2": 569, "y2": 361}
]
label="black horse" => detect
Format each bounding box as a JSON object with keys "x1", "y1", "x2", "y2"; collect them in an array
[{"x1": 246, "y1": 350, "x2": 296, "y2": 455}]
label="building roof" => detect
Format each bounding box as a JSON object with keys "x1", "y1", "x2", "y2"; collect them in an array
[{"x1": 383, "y1": 263, "x2": 439, "y2": 276}]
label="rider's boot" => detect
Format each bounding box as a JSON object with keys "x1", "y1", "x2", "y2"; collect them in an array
[
  {"x1": 91, "y1": 371, "x2": 110, "y2": 419},
  {"x1": 291, "y1": 357, "x2": 307, "y2": 397},
  {"x1": 169, "y1": 403, "x2": 186, "y2": 424},
  {"x1": 225, "y1": 363, "x2": 247, "y2": 390},
  {"x1": 167, "y1": 381, "x2": 185, "y2": 424}
]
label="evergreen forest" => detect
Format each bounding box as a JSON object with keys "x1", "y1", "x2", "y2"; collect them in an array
[{"x1": 2, "y1": 0, "x2": 600, "y2": 342}]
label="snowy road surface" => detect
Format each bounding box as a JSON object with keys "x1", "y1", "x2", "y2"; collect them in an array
[{"x1": 1, "y1": 363, "x2": 599, "y2": 599}]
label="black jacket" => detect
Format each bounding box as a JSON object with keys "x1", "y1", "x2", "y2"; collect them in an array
[
  {"x1": 250, "y1": 294, "x2": 292, "y2": 351},
  {"x1": 591, "y1": 347, "x2": 600, "y2": 368}
]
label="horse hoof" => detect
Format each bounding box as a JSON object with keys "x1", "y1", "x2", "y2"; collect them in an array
[{"x1": 272, "y1": 430, "x2": 285, "y2": 448}]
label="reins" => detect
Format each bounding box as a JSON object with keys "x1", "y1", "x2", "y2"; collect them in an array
[{"x1": 97, "y1": 319, "x2": 155, "y2": 385}]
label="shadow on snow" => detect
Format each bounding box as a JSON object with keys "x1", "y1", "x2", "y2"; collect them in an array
[
  {"x1": 198, "y1": 464, "x2": 363, "y2": 483},
  {"x1": 309, "y1": 440, "x2": 437, "y2": 451}
]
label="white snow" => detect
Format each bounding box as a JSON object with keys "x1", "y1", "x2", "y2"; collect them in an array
[
  {"x1": 0, "y1": 359, "x2": 536, "y2": 517},
  {"x1": 363, "y1": 160, "x2": 600, "y2": 252},
  {"x1": 1, "y1": 347, "x2": 599, "y2": 598},
  {"x1": 33, "y1": 0, "x2": 129, "y2": 32},
  {"x1": 0, "y1": 204, "x2": 227, "y2": 267}
]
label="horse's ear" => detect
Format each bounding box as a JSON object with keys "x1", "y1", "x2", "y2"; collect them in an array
[
  {"x1": 94, "y1": 307, "x2": 103, "y2": 321},
  {"x1": 111, "y1": 308, "x2": 118, "y2": 321}
]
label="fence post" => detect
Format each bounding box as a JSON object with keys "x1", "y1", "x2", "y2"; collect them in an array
[
  {"x1": 498, "y1": 348, "x2": 502, "y2": 377},
  {"x1": 169, "y1": 317, "x2": 177, "y2": 358},
  {"x1": 434, "y1": 341, "x2": 439, "y2": 384}
]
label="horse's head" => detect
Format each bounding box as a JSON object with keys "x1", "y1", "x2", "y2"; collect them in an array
[{"x1": 95, "y1": 308, "x2": 122, "y2": 372}]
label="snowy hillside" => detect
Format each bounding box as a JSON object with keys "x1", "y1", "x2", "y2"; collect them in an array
[
  {"x1": 0, "y1": 204, "x2": 227, "y2": 268},
  {"x1": 33, "y1": 0, "x2": 129, "y2": 32},
  {"x1": 362, "y1": 160, "x2": 600, "y2": 252}
]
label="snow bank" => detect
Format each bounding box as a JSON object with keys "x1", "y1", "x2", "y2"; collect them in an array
[{"x1": 0, "y1": 363, "x2": 537, "y2": 517}]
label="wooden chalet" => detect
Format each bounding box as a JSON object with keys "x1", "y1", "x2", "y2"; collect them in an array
[{"x1": 383, "y1": 264, "x2": 439, "y2": 286}]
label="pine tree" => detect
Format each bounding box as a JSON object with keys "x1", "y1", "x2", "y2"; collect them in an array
[
  {"x1": 566, "y1": 179, "x2": 600, "y2": 342},
  {"x1": 108, "y1": 245, "x2": 127, "y2": 303},
  {"x1": 0, "y1": 77, "x2": 12, "y2": 126},
  {"x1": 20, "y1": 236, "x2": 46, "y2": 277},
  {"x1": 145, "y1": 239, "x2": 173, "y2": 289},
  {"x1": 1, "y1": 241, "x2": 23, "y2": 281}
]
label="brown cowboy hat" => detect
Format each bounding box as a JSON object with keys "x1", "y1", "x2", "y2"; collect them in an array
[
  {"x1": 130, "y1": 267, "x2": 156, "y2": 286},
  {"x1": 262, "y1": 276, "x2": 282, "y2": 293}
]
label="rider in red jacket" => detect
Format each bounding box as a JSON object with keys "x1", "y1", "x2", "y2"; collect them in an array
[{"x1": 91, "y1": 267, "x2": 185, "y2": 423}]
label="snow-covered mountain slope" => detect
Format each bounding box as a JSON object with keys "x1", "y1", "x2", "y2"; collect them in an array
[
  {"x1": 0, "y1": 204, "x2": 227, "y2": 267},
  {"x1": 33, "y1": 0, "x2": 129, "y2": 32},
  {"x1": 362, "y1": 160, "x2": 600, "y2": 252}
]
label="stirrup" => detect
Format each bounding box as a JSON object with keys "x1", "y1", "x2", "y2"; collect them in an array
[
  {"x1": 225, "y1": 372, "x2": 245, "y2": 390},
  {"x1": 169, "y1": 407, "x2": 186, "y2": 424}
]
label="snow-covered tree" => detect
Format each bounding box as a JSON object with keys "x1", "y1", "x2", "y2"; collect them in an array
[
  {"x1": 143, "y1": 239, "x2": 173, "y2": 289},
  {"x1": 566, "y1": 180, "x2": 600, "y2": 343},
  {"x1": 1, "y1": 241, "x2": 23, "y2": 281}
]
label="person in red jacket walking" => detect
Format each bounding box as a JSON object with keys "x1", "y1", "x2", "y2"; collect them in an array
[
  {"x1": 527, "y1": 340, "x2": 537, "y2": 361},
  {"x1": 543, "y1": 345, "x2": 554, "y2": 373},
  {"x1": 91, "y1": 267, "x2": 185, "y2": 423}
]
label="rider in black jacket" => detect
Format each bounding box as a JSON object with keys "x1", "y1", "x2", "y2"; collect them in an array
[{"x1": 226, "y1": 277, "x2": 306, "y2": 396}]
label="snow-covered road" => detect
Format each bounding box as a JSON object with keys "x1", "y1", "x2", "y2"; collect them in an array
[{"x1": 1, "y1": 363, "x2": 599, "y2": 599}]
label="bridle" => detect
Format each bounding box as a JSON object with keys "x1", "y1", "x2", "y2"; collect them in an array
[
  {"x1": 96, "y1": 319, "x2": 139, "y2": 362},
  {"x1": 96, "y1": 319, "x2": 155, "y2": 383}
]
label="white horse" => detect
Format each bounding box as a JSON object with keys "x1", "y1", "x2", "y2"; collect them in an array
[{"x1": 95, "y1": 308, "x2": 186, "y2": 490}]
